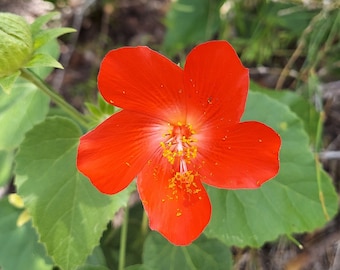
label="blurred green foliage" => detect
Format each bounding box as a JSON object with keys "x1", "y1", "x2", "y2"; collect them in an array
[
  {"x1": 164, "y1": 0, "x2": 340, "y2": 82},
  {"x1": 163, "y1": 0, "x2": 225, "y2": 56}
]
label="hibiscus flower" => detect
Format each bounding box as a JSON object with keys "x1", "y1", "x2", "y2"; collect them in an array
[{"x1": 77, "y1": 40, "x2": 281, "y2": 245}]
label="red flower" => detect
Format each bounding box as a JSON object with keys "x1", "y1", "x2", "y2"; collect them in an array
[{"x1": 77, "y1": 40, "x2": 281, "y2": 245}]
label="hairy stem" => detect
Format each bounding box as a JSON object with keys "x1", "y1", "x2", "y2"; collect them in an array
[
  {"x1": 118, "y1": 207, "x2": 129, "y2": 270},
  {"x1": 20, "y1": 68, "x2": 90, "y2": 128}
]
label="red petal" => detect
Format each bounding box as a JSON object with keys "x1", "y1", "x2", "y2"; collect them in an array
[
  {"x1": 183, "y1": 41, "x2": 249, "y2": 128},
  {"x1": 77, "y1": 111, "x2": 167, "y2": 194},
  {"x1": 137, "y1": 155, "x2": 211, "y2": 245},
  {"x1": 195, "y1": 121, "x2": 281, "y2": 188},
  {"x1": 98, "y1": 46, "x2": 186, "y2": 123}
]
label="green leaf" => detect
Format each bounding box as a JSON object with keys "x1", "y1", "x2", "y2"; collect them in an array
[
  {"x1": 15, "y1": 116, "x2": 133, "y2": 270},
  {"x1": 0, "y1": 71, "x2": 20, "y2": 94},
  {"x1": 33, "y1": 27, "x2": 76, "y2": 50},
  {"x1": 25, "y1": 53, "x2": 63, "y2": 69},
  {"x1": 163, "y1": 0, "x2": 225, "y2": 56},
  {"x1": 0, "y1": 13, "x2": 33, "y2": 77},
  {"x1": 30, "y1": 12, "x2": 59, "y2": 36},
  {"x1": 0, "y1": 198, "x2": 53, "y2": 270},
  {"x1": 97, "y1": 94, "x2": 115, "y2": 115},
  {"x1": 205, "y1": 91, "x2": 338, "y2": 247},
  {"x1": 0, "y1": 79, "x2": 50, "y2": 150},
  {"x1": 84, "y1": 94, "x2": 118, "y2": 129},
  {"x1": 142, "y1": 232, "x2": 232, "y2": 270},
  {"x1": 250, "y1": 81, "x2": 319, "y2": 142},
  {"x1": 31, "y1": 12, "x2": 76, "y2": 47},
  {"x1": 0, "y1": 150, "x2": 14, "y2": 186},
  {"x1": 85, "y1": 102, "x2": 103, "y2": 118},
  {"x1": 30, "y1": 39, "x2": 61, "y2": 79}
]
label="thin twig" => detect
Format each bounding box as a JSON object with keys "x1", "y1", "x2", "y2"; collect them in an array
[
  {"x1": 319, "y1": 151, "x2": 340, "y2": 160},
  {"x1": 275, "y1": 9, "x2": 325, "y2": 89}
]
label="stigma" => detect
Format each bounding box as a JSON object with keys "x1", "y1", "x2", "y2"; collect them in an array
[{"x1": 160, "y1": 122, "x2": 198, "y2": 167}]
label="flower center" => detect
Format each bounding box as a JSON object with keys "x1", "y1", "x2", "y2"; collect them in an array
[
  {"x1": 160, "y1": 122, "x2": 198, "y2": 168},
  {"x1": 159, "y1": 123, "x2": 202, "y2": 212}
]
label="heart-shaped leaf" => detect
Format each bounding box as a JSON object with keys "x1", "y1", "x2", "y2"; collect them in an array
[
  {"x1": 205, "y1": 91, "x2": 338, "y2": 247},
  {"x1": 15, "y1": 116, "x2": 133, "y2": 270}
]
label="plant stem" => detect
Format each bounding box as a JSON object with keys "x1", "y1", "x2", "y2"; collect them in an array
[
  {"x1": 314, "y1": 111, "x2": 330, "y2": 221},
  {"x1": 118, "y1": 207, "x2": 129, "y2": 270},
  {"x1": 141, "y1": 210, "x2": 148, "y2": 239},
  {"x1": 287, "y1": 234, "x2": 303, "y2": 250},
  {"x1": 20, "y1": 68, "x2": 90, "y2": 128}
]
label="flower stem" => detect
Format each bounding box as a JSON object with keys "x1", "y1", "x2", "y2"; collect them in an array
[
  {"x1": 141, "y1": 210, "x2": 148, "y2": 238},
  {"x1": 118, "y1": 207, "x2": 129, "y2": 270},
  {"x1": 20, "y1": 68, "x2": 90, "y2": 128}
]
